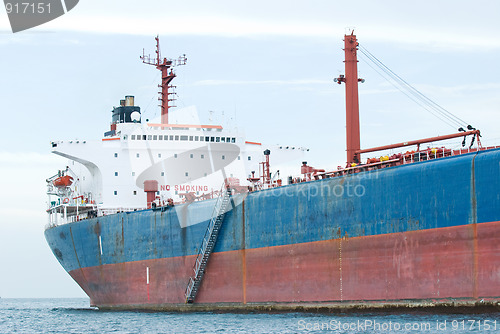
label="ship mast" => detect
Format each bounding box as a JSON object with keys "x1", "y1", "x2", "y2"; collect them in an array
[
  {"x1": 141, "y1": 36, "x2": 187, "y2": 124},
  {"x1": 335, "y1": 31, "x2": 364, "y2": 164},
  {"x1": 335, "y1": 32, "x2": 481, "y2": 163}
]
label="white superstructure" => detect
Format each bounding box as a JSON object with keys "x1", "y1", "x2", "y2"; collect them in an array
[
  {"x1": 46, "y1": 38, "x2": 306, "y2": 227},
  {"x1": 46, "y1": 96, "x2": 307, "y2": 226}
]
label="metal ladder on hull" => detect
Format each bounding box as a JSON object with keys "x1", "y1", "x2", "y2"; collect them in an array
[{"x1": 185, "y1": 185, "x2": 231, "y2": 303}]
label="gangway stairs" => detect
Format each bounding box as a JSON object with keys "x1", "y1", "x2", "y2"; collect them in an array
[{"x1": 185, "y1": 185, "x2": 231, "y2": 303}]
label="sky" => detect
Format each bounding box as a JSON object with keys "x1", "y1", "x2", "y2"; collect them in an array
[{"x1": 0, "y1": 0, "x2": 499, "y2": 298}]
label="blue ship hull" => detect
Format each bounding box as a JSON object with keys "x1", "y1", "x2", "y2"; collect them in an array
[{"x1": 45, "y1": 148, "x2": 500, "y2": 309}]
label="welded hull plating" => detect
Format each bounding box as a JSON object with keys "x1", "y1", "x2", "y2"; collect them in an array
[{"x1": 45, "y1": 149, "x2": 500, "y2": 309}]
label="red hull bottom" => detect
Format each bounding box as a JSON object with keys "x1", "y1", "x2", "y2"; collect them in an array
[{"x1": 70, "y1": 221, "x2": 500, "y2": 309}]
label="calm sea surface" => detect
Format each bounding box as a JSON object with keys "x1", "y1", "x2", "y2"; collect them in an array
[{"x1": 0, "y1": 298, "x2": 498, "y2": 333}]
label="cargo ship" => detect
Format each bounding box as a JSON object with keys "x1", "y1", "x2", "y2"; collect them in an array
[{"x1": 45, "y1": 33, "x2": 500, "y2": 310}]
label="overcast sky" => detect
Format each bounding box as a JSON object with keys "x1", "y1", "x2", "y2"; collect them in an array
[{"x1": 1, "y1": 1, "x2": 499, "y2": 298}]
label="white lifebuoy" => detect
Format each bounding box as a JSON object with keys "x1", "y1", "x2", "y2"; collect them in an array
[{"x1": 63, "y1": 198, "x2": 69, "y2": 204}]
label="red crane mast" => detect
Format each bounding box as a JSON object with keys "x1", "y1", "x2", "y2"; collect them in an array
[{"x1": 335, "y1": 32, "x2": 363, "y2": 164}]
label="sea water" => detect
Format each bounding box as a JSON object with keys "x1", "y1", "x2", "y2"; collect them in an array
[{"x1": 0, "y1": 298, "x2": 498, "y2": 333}]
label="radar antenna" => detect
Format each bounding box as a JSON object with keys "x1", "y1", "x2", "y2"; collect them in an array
[{"x1": 141, "y1": 36, "x2": 187, "y2": 124}]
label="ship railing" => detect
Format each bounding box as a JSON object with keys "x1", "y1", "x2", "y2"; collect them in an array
[
  {"x1": 285, "y1": 145, "x2": 498, "y2": 186},
  {"x1": 45, "y1": 204, "x2": 147, "y2": 230},
  {"x1": 286, "y1": 158, "x2": 402, "y2": 183},
  {"x1": 45, "y1": 203, "x2": 97, "y2": 229},
  {"x1": 98, "y1": 207, "x2": 147, "y2": 216},
  {"x1": 401, "y1": 146, "x2": 491, "y2": 165}
]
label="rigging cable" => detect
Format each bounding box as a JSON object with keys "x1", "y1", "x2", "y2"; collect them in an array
[
  {"x1": 358, "y1": 44, "x2": 469, "y2": 130},
  {"x1": 142, "y1": 71, "x2": 161, "y2": 120},
  {"x1": 357, "y1": 52, "x2": 458, "y2": 129}
]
